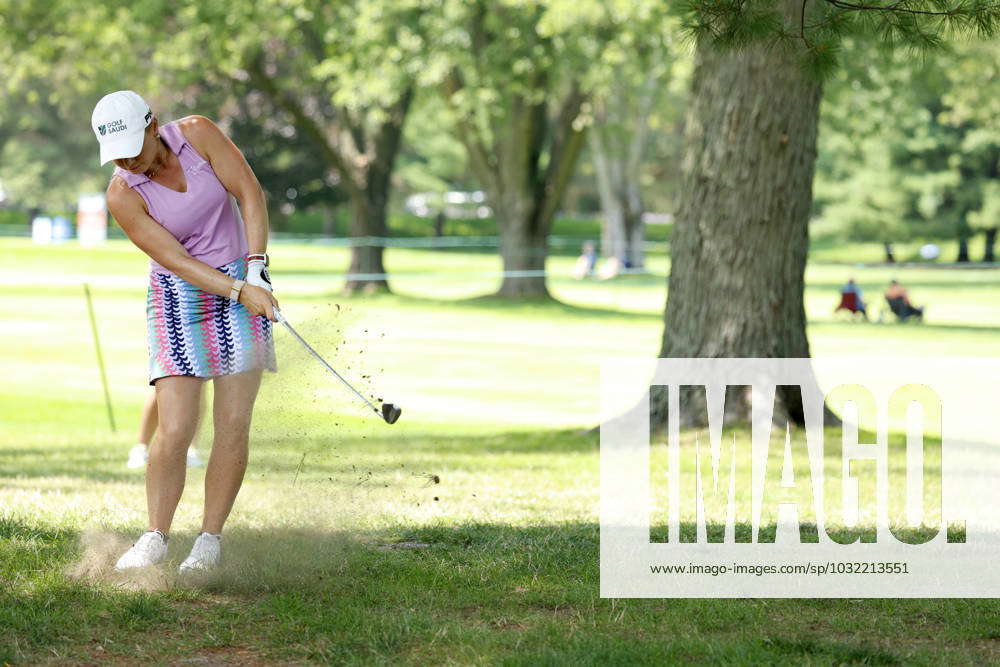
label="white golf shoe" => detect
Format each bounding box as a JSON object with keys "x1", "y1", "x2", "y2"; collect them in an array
[
  {"x1": 126, "y1": 444, "x2": 148, "y2": 469},
  {"x1": 179, "y1": 532, "x2": 221, "y2": 573},
  {"x1": 114, "y1": 530, "x2": 168, "y2": 571}
]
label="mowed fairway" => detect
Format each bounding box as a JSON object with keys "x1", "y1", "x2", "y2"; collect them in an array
[{"x1": 3, "y1": 236, "x2": 1000, "y2": 664}]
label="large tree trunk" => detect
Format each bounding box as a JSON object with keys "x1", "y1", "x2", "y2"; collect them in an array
[
  {"x1": 591, "y1": 62, "x2": 658, "y2": 270},
  {"x1": 321, "y1": 205, "x2": 337, "y2": 237},
  {"x1": 652, "y1": 0, "x2": 823, "y2": 430},
  {"x1": 343, "y1": 87, "x2": 413, "y2": 294},
  {"x1": 625, "y1": 182, "x2": 645, "y2": 268},
  {"x1": 493, "y1": 193, "x2": 550, "y2": 298},
  {"x1": 984, "y1": 227, "x2": 997, "y2": 263},
  {"x1": 247, "y1": 51, "x2": 412, "y2": 294},
  {"x1": 957, "y1": 235, "x2": 970, "y2": 263},
  {"x1": 442, "y1": 67, "x2": 586, "y2": 299},
  {"x1": 596, "y1": 165, "x2": 627, "y2": 262},
  {"x1": 593, "y1": 154, "x2": 645, "y2": 268},
  {"x1": 883, "y1": 242, "x2": 896, "y2": 264},
  {"x1": 345, "y1": 191, "x2": 389, "y2": 294}
]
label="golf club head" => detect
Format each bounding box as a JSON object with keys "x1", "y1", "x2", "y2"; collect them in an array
[{"x1": 381, "y1": 403, "x2": 402, "y2": 424}]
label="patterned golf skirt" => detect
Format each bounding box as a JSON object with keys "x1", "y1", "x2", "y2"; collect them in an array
[{"x1": 146, "y1": 257, "x2": 277, "y2": 385}]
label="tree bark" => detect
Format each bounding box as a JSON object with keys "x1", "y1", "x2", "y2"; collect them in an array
[
  {"x1": 343, "y1": 87, "x2": 413, "y2": 294},
  {"x1": 321, "y1": 205, "x2": 337, "y2": 237},
  {"x1": 495, "y1": 204, "x2": 549, "y2": 297},
  {"x1": 593, "y1": 140, "x2": 627, "y2": 261},
  {"x1": 345, "y1": 190, "x2": 390, "y2": 294},
  {"x1": 625, "y1": 184, "x2": 645, "y2": 268},
  {"x1": 984, "y1": 227, "x2": 997, "y2": 263},
  {"x1": 652, "y1": 0, "x2": 823, "y2": 429},
  {"x1": 593, "y1": 145, "x2": 645, "y2": 268},
  {"x1": 957, "y1": 235, "x2": 970, "y2": 263},
  {"x1": 883, "y1": 242, "x2": 896, "y2": 264}
]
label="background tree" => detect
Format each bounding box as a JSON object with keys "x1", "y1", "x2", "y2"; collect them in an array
[
  {"x1": 1, "y1": 0, "x2": 410, "y2": 290},
  {"x1": 814, "y1": 50, "x2": 915, "y2": 262},
  {"x1": 816, "y1": 41, "x2": 1000, "y2": 263},
  {"x1": 222, "y1": 88, "x2": 349, "y2": 235},
  {"x1": 0, "y1": 1, "x2": 137, "y2": 220},
  {"x1": 654, "y1": 0, "x2": 1000, "y2": 428},
  {"x1": 587, "y1": 16, "x2": 686, "y2": 269},
  {"x1": 935, "y1": 38, "x2": 1000, "y2": 262},
  {"x1": 395, "y1": 93, "x2": 474, "y2": 203},
  {"x1": 428, "y1": 1, "x2": 597, "y2": 297},
  {"x1": 136, "y1": 0, "x2": 428, "y2": 293}
]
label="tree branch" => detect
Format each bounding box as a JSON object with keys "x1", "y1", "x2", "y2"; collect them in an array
[
  {"x1": 297, "y1": 20, "x2": 328, "y2": 63},
  {"x1": 367, "y1": 86, "x2": 414, "y2": 198},
  {"x1": 244, "y1": 52, "x2": 363, "y2": 201},
  {"x1": 626, "y1": 58, "x2": 664, "y2": 178},
  {"x1": 441, "y1": 68, "x2": 497, "y2": 190},
  {"x1": 822, "y1": 0, "x2": 962, "y2": 16},
  {"x1": 535, "y1": 82, "x2": 588, "y2": 230},
  {"x1": 801, "y1": 0, "x2": 812, "y2": 46}
]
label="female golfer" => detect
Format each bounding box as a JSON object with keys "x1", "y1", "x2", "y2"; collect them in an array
[{"x1": 92, "y1": 90, "x2": 278, "y2": 572}]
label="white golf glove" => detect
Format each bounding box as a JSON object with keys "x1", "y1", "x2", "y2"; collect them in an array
[{"x1": 246, "y1": 254, "x2": 272, "y2": 292}]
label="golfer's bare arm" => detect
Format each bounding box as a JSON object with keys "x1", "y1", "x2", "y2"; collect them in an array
[
  {"x1": 179, "y1": 115, "x2": 269, "y2": 257},
  {"x1": 106, "y1": 181, "x2": 241, "y2": 298}
]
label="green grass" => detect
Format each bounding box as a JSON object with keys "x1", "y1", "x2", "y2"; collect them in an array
[{"x1": 3, "y1": 237, "x2": 1000, "y2": 663}]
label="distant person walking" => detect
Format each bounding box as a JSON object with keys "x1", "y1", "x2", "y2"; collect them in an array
[
  {"x1": 92, "y1": 90, "x2": 279, "y2": 573},
  {"x1": 572, "y1": 241, "x2": 598, "y2": 279},
  {"x1": 885, "y1": 279, "x2": 925, "y2": 322}
]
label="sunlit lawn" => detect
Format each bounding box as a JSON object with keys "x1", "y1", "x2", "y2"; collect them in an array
[{"x1": 2, "y1": 237, "x2": 999, "y2": 664}]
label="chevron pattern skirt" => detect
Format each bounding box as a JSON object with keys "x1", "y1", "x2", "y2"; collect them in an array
[{"x1": 146, "y1": 257, "x2": 277, "y2": 386}]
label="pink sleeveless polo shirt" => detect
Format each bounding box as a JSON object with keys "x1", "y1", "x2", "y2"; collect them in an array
[{"x1": 113, "y1": 120, "x2": 248, "y2": 276}]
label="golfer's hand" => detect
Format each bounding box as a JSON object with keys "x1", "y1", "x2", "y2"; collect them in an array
[
  {"x1": 238, "y1": 284, "x2": 280, "y2": 322},
  {"x1": 246, "y1": 258, "x2": 273, "y2": 292}
]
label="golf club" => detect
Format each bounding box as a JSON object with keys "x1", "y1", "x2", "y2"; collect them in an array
[{"x1": 273, "y1": 308, "x2": 402, "y2": 424}]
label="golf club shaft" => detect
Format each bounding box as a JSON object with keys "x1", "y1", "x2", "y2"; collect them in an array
[{"x1": 274, "y1": 310, "x2": 380, "y2": 415}]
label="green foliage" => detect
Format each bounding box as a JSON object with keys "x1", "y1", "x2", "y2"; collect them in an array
[
  {"x1": 681, "y1": 0, "x2": 1000, "y2": 78},
  {"x1": 0, "y1": 1, "x2": 142, "y2": 213},
  {"x1": 816, "y1": 39, "x2": 1000, "y2": 247},
  {"x1": 423, "y1": 1, "x2": 673, "y2": 140},
  {"x1": 0, "y1": 209, "x2": 27, "y2": 226},
  {"x1": 395, "y1": 92, "x2": 474, "y2": 197}
]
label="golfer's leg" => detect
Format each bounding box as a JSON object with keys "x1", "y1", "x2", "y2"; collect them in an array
[
  {"x1": 196, "y1": 385, "x2": 209, "y2": 432},
  {"x1": 138, "y1": 389, "x2": 158, "y2": 445},
  {"x1": 147, "y1": 376, "x2": 203, "y2": 535},
  {"x1": 202, "y1": 369, "x2": 263, "y2": 534}
]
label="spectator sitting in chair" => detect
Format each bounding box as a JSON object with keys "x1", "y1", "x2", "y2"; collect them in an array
[
  {"x1": 835, "y1": 278, "x2": 868, "y2": 320},
  {"x1": 572, "y1": 240, "x2": 598, "y2": 280},
  {"x1": 885, "y1": 279, "x2": 924, "y2": 322}
]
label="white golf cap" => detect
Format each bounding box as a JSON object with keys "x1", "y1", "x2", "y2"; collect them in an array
[{"x1": 91, "y1": 90, "x2": 153, "y2": 165}]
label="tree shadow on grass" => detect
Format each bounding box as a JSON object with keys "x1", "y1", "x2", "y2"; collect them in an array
[
  {"x1": 0, "y1": 428, "x2": 598, "y2": 484},
  {"x1": 0, "y1": 446, "x2": 140, "y2": 483}
]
